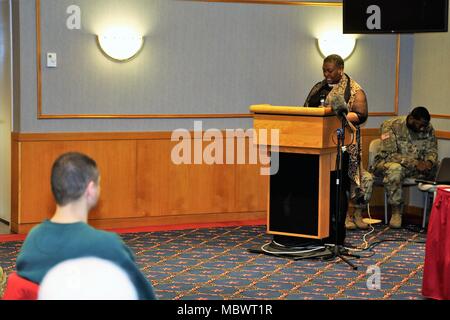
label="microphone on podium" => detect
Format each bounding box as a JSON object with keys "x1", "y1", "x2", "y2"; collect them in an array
[
  {"x1": 330, "y1": 95, "x2": 349, "y2": 118},
  {"x1": 331, "y1": 95, "x2": 357, "y2": 134}
]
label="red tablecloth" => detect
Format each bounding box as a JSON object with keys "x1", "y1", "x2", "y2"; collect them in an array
[{"x1": 422, "y1": 186, "x2": 450, "y2": 300}]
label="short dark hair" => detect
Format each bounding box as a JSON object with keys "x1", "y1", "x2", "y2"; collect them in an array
[
  {"x1": 51, "y1": 152, "x2": 99, "y2": 206},
  {"x1": 324, "y1": 54, "x2": 344, "y2": 69},
  {"x1": 410, "y1": 106, "x2": 431, "y2": 122}
]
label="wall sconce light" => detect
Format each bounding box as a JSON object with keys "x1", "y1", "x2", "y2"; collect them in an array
[
  {"x1": 97, "y1": 27, "x2": 144, "y2": 61},
  {"x1": 317, "y1": 31, "x2": 356, "y2": 60}
]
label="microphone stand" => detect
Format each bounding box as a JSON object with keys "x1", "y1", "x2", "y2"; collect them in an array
[{"x1": 328, "y1": 114, "x2": 360, "y2": 270}]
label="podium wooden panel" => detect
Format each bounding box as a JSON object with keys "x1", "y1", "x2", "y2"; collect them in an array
[{"x1": 250, "y1": 104, "x2": 345, "y2": 239}]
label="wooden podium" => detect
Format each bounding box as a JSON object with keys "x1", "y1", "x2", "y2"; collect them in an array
[{"x1": 250, "y1": 104, "x2": 347, "y2": 240}]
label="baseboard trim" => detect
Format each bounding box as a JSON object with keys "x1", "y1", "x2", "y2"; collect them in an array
[
  {"x1": 1, "y1": 218, "x2": 266, "y2": 243},
  {"x1": 10, "y1": 211, "x2": 266, "y2": 234}
]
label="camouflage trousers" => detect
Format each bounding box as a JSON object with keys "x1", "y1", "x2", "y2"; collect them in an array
[
  {"x1": 350, "y1": 169, "x2": 374, "y2": 209},
  {"x1": 372, "y1": 161, "x2": 436, "y2": 207}
]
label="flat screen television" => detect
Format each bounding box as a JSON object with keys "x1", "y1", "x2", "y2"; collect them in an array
[{"x1": 343, "y1": 0, "x2": 449, "y2": 33}]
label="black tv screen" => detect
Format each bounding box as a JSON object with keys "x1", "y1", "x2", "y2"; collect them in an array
[{"x1": 343, "y1": 0, "x2": 449, "y2": 33}]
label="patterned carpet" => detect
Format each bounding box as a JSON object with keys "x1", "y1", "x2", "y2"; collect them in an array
[{"x1": 0, "y1": 224, "x2": 427, "y2": 300}]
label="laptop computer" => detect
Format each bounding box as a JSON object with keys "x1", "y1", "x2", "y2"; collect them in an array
[{"x1": 416, "y1": 157, "x2": 450, "y2": 185}]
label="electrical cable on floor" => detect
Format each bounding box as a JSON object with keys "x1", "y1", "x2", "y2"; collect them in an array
[
  {"x1": 260, "y1": 242, "x2": 326, "y2": 255},
  {"x1": 322, "y1": 204, "x2": 376, "y2": 257},
  {"x1": 257, "y1": 201, "x2": 426, "y2": 260},
  {"x1": 363, "y1": 203, "x2": 376, "y2": 247},
  {"x1": 271, "y1": 240, "x2": 321, "y2": 250},
  {"x1": 328, "y1": 204, "x2": 426, "y2": 259}
]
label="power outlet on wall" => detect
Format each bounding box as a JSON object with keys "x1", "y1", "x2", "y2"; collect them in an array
[{"x1": 47, "y1": 53, "x2": 57, "y2": 68}]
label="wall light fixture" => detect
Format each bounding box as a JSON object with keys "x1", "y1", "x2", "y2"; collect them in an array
[
  {"x1": 97, "y1": 27, "x2": 144, "y2": 61},
  {"x1": 317, "y1": 31, "x2": 356, "y2": 60}
]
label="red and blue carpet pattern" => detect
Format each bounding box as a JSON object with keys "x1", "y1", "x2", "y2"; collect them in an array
[{"x1": 0, "y1": 224, "x2": 426, "y2": 300}]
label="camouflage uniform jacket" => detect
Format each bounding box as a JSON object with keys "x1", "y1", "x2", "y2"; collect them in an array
[{"x1": 371, "y1": 116, "x2": 438, "y2": 171}]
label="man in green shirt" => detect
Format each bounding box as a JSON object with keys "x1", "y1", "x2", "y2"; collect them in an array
[{"x1": 15, "y1": 152, "x2": 156, "y2": 300}]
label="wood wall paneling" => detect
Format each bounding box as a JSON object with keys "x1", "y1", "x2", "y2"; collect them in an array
[
  {"x1": 359, "y1": 128, "x2": 384, "y2": 208},
  {"x1": 136, "y1": 140, "x2": 167, "y2": 217},
  {"x1": 165, "y1": 142, "x2": 236, "y2": 215},
  {"x1": 12, "y1": 132, "x2": 268, "y2": 233},
  {"x1": 10, "y1": 129, "x2": 448, "y2": 233},
  {"x1": 234, "y1": 138, "x2": 269, "y2": 213},
  {"x1": 18, "y1": 140, "x2": 140, "y2": 224}
]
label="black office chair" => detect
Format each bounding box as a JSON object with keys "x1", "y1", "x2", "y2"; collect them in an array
[{"x1": 417, "y1": 157, "x2": 450, "y2": 228}]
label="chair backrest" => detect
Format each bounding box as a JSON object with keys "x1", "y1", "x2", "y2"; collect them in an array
[
  {"x1": 38, "y1": 257, "x2": 138, "y2": 300},
  {"x1": 2, "y1": 272, "x2": 39, "y2": 300},
  {"x1": 368, "y1": 138, "x2": 382, "y2": 167},
  {"x1": 436, "y1": 157, "x2": 450, "y2": 184}
]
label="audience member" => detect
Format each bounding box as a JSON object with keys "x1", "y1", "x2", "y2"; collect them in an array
[
  {"x1": 370, "y1": 106, "x2": 438, "y2": 228},
  {"x1": 15, "y1": 152, "x2": 156, "y2": 299}
]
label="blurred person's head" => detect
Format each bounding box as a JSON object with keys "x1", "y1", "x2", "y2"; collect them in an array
[
  {"x1": 38, "y1": 257, "x2": 138, "y2": 300},
  {"x1": 51, "y1": 152, "x2": 100, "y2": 210}
]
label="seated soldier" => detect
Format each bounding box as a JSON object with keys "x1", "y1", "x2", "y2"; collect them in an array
[{"x1": 370, "y1": 106, "x2": 438, "y2": 228}]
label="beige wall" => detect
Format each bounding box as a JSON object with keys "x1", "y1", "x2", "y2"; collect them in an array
[
  {"x1": 14, "y1": 0, "x2": 405, "y2": 133},
  {"x1": 411, "y1": 5, "x2": 450, "y2": 133},
  {"x1": 409, "y1": 20, "x2": 450, "y2": 207},
  {"x1": 412, "y1": 37, "x2": 450, "y2": 125},
  {"x1": 0, "y1": 0, "x2": 12, "y2": 222}
]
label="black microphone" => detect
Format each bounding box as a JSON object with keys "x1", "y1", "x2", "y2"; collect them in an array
[{"x1": 330, "y1": 95, "x2": 349, "y2": 118}]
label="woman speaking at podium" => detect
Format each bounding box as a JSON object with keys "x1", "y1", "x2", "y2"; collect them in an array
[{"x1": 304, "y1": 54, "x2": 372, "y2": 234}]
